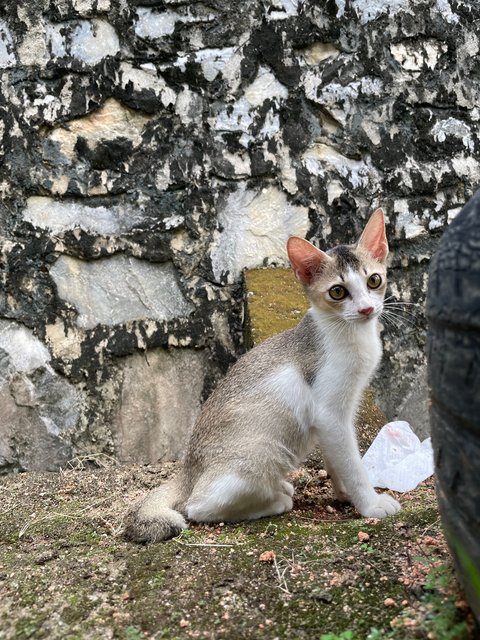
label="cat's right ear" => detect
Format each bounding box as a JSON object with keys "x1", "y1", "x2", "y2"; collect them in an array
[{"x1": 287, "y1": 237, "x2": 330, "y2": 285}]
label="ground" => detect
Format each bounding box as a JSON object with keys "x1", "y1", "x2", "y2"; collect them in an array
[
  {"x1": 0, "y1": 457, "x2": 477, "y2": 640},
  {"x1": 0, "y1": 267, "x2": 477, "y2": 639}
]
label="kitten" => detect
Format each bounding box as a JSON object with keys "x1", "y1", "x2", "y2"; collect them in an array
[{"x1": 125, "y1": 208, "x2": 401, "y2": 542}]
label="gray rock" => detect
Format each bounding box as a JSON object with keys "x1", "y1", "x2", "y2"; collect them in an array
[
  {"x1": 394, "y1": 365, "x2": 431, "y2": 441},
  {"x1": 113, "y1": 348, "x2": 208, "y2": 464},
  {"x1": 50, "y1": 255, "x2": 194, "y2": 329},
  {"x1": 0, "y1": 323, "x2": 84, "y2": 472}
]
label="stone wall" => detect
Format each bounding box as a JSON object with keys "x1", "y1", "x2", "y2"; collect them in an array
[{"x1": 1, "y1": 0, "x2": 479, "y2": 471}]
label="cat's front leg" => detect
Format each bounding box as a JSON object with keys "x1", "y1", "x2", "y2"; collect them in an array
[
  {"x1": 317, "y1": 422, "x2": 401, "y2": 519},
  {"x1": 322, "y1": 457, "x2": 350, "y2": 503}
]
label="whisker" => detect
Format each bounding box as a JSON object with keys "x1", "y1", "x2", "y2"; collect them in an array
[{"x1": 381, "y1": 310, "x2": 417, "y2": 328}]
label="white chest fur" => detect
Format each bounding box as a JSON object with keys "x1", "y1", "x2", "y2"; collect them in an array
[
  {"x1": 259, "y1": 314, "x2": 382, "y2": 435},
  {"x1": 312, "y1": 316, "x2": 381, "y2": 423}
]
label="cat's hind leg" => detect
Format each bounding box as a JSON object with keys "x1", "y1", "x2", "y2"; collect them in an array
[
  {"x1": 185, "y1": 472, "x2": 293, "y2": 523},
  {"x1": 280, "y1": 480, "x2": 295, "y2": 498}
]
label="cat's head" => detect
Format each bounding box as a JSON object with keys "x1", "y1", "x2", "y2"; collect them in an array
[{"x1": 287, "y1": 208, "x2": 388, "y2": 324}]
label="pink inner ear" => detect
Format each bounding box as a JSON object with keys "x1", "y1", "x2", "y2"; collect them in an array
[
  {"x1": 287, "y1": 237, "x2": 329, "y2": 285},
  {"x1": 358, "y1": 208, "x2": 388, "y2": 262}
]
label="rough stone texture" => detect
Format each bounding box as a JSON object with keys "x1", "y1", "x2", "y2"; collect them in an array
[
  {"x1": 0, "y1": 321, "x2": 84, "y2": 472},
  {"x1": 114, "y1": 348, "x2": 208, "y2": 464},
  {"x1": 1, "y1": 0, "x2": 479, "y2": 470},
  {"x1": 50, "y1": 255, "x2": 193, "y2": 329}
]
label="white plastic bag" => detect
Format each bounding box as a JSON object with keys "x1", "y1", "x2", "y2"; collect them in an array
[{"x1": 362, "y1": 420, "x2": 434, "y2": 492}]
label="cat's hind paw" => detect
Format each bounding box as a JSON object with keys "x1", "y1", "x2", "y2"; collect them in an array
[
  {"x1": 360, "y1": 493, "x2": 401, "y2": 519},
  {"x1": 281, "y1": 480, "x2": 295, "y2": 498}
]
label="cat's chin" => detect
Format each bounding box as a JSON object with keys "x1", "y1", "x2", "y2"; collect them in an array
[{"x1": 344, "y1": 314, "x2": 378, "y2": 324}]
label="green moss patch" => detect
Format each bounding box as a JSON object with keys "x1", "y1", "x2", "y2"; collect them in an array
[{"x1": 245, "y1": 267, "x2": 308, "y2": 346}]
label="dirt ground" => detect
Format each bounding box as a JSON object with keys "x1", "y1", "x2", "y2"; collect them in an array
[{"x1": 0, "y1": 453, "x2": 477, "y2": 640}]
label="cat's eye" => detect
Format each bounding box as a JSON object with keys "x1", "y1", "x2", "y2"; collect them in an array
[
  {"x1": 329, "y1": 285, "x2": 348, "y2": 300},
  {"x1": 367, "y1": 273, "x2": 382, "y2": 289}
]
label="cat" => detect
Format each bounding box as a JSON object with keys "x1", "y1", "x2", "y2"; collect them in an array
[{"x1": 124, "y1": 208, "x2": 401, "y2": 543}]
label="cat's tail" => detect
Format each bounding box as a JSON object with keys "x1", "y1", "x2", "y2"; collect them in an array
[{"x1": 124, "y1": 473, "x2": 190, "y2": 543}]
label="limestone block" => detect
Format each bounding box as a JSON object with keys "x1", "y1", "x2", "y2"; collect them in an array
[
  {"x1": 134, "y1": 7, "x2": 215, "y2": 39},
  {"x1": 49, "y1": 255, "x2": 194, "y2": 329},
  {"x1": 0, "y1": 321, "x2": 50, "y2": 372},
  {"x1": 244, "y1": 66, "x2": 288, "y2": 107},
  {"x1": 431, "y1": 118, "x2": 474, "y2": 151},
  {"x1": 113, "y1": 348, "x2": 207, "y2": 463},
  {"x1": 300, "y1": 42, "x2": 340, "y2": 65},
  {"x1": 214, "y1": 66, "x2": 288, "y2": 138},
  {"x1": 0, "y1": 321, "x2": 83, "y2": 471},
  {"x1": 16, "y1": 17, "x2": 119, "y2": 67},
  {"x1": 47, "y1": 98, "x2": 153, "y2": 159},
  {"x1": 394, "y1": 200, "x2": 426, "y2": 239},
  {"x1": 391, "y1": 40, "x2": 447, "y2": 72},
  {"x1": 210, "y1": 185, "x2": 309, "y2": 283},
  {"x1": 23, "y1": 196, "x2": 145, "y2": 235},
  {"x1": 0, "y1": 20, "x2": 15, "y2": 68},
  {"x1": 345, "y1": 0, "x2": 412, "y2": 25},
  {"x1": 302, "y1": 143, "x2": 380, "y2": 190},
  {"x1": 69, "y1": 19, "x2": 120, "y2": 64},
  {"x1": 194, "y1": 47, "x2": 237, "y2": 82},
  {"x1": 120, "y1": 63, "x2": 176, "y2": 107},
  {"x1": 134, "y1": 8, "x2": 180, "y2": 38},
  {"x1": 266, "y1": 0, "x2": 299, "y2": 20}
]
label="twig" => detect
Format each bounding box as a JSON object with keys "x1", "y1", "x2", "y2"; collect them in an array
[
  {"x1": 273, "y1": 555, "x2": 291, "y2": 594},
  {"x1": 174, "y1": 540, "x2": 239, "y2": 548},
  {"x1": 18, "y1": 497, "x2": 112, "y2": 538}
]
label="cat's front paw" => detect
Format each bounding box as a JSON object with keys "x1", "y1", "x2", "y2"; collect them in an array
[{"x1": 359, "y1": 493, "x2": 401, "y2": 519}]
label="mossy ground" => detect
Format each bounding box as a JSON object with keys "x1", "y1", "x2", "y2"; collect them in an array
[
  {"x1": 0, "y1": 463, "x2": 476, "y2": 639},
  {"x1": 0, "y1": 267, "x2": 477, "y2": 638}
]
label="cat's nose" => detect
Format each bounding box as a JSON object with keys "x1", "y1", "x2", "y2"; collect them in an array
[{"x1": 358, "y1": 306, "x2": 374, "y2": 316}]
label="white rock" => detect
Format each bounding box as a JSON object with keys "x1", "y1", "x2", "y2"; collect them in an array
[
  {"x1": 215, "y1": 97, "x2": 253, "y2": 134},
  {"x1": 447, "y1": 207, "x2": 462, "y2": 223},
  {"x1": 50, "y1": 255, "x2": 194, "y2": 329},
  {"x1": 245, "y1": 66, "x2": 288, "y2": 107},
  {"x1": 433, "y1": 0, "x2": 459, "y2": 24},
  {"x1": 195, "y1": 47, "x2": 236, "y2": 81},
  {"x1": 120, "y1": 63, "x2": 176, "y2": 107},
  {"x1": 23, "y1": 196, "x2": 145, "y2": 235},
  {"x1": 175, "y1": 86, "x2": 204, "y2": 126},
  {"x1": 391, "y1": 40, "x2": 447, "y2": 72},
  {"x1": 135, "y1": 7, "x2": 179, "y2": 38},
  {"x1": 303, "y1": 143, "x2": 380, "y2": 190},
  {"x1": 134, "y1": 7, "x2": 215, "y2": 39},
  {"x1": 210, "y1": 184, "x2": 309, "y2": 283},
  {"x1": 17, "y1": 22, "x2": 50, "y2": 67},
  {"x1": 46, "y1": 23, "x2": 67, "y2": 58},
  {"x1": 0, "y1": 20, "x2": 16, "y2": 68},
  {"x1": 431, "y1": 118, "x2": 474, "y2": 151},
  {"x1": 70, "y1": 19, "x2": 120, "y2": 64},
  {"x1": 352, "y1": 0, "x2": 413, "y2": 25},
  {"x1": 394, "y1": 202, "x2": 426, "y2": 239},
  {"x1": 0, "y1": 321, "x2": 50, "y2": 372},
  {"x1": 305, "y1": 75, "x2": 383, "y2": 126},
  {"x1": 48, "y1": 98, "x2": 153, "y2": 158},
  {"x1": 266, "y1": 0, "x2": 299, "y2": 20}
]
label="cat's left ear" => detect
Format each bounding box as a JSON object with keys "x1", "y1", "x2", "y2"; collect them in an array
[{"x1": 357, "y1": 208, "x2": 388, "y2": 262}]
